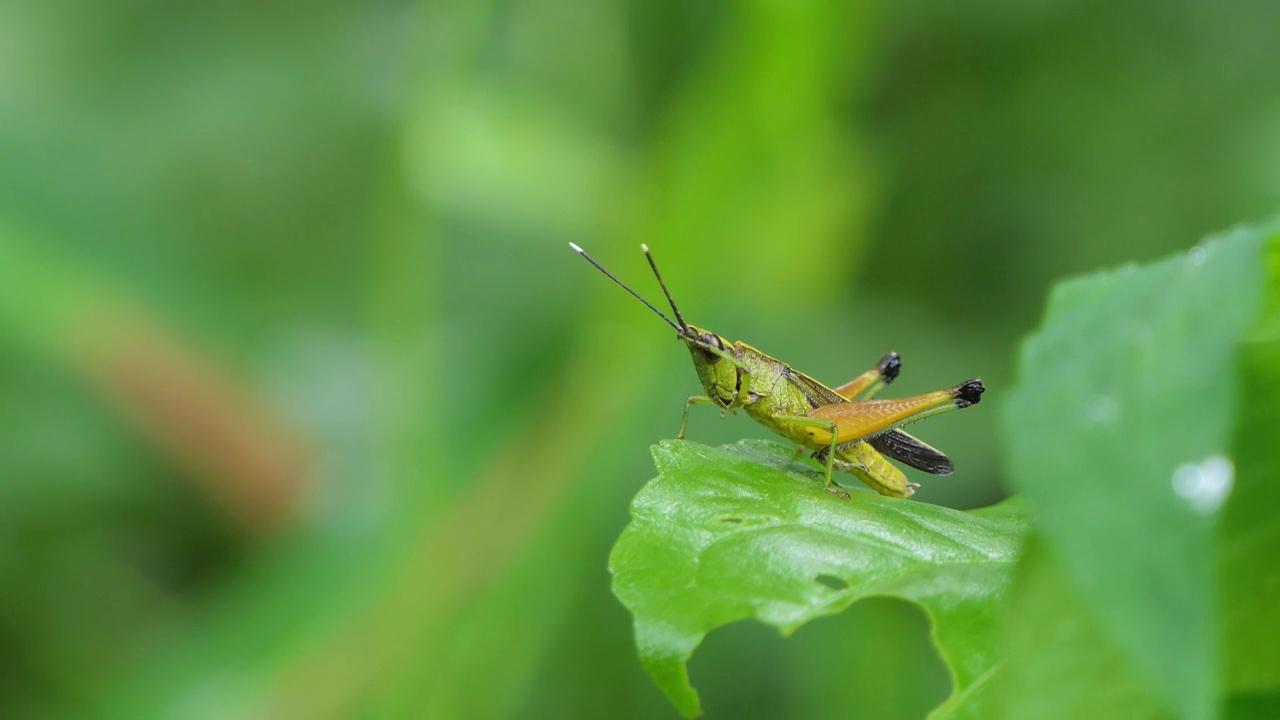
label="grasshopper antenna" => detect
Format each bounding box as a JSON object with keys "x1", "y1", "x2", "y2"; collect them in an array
[
  {"x1": 640, "y1": 244, "x2": 688, "y2": 331},
  {"x1": 569, "y1": 243, "x2": 682, "y2": 331}
]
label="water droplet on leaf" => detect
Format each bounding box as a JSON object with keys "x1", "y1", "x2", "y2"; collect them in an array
[{"x1": 1171, "y1": 455, "x2": 1233, "y2": 515}]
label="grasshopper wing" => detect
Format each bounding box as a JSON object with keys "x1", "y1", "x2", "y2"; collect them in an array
[
  {"x1": 870, "y1": 430, "x2": 954, "y2": 476},
  {"x1": 784, "y1": 368, "x2": 848, "y2": 408}
]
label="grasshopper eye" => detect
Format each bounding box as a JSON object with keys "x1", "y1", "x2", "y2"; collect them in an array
[{"x1": 699, "y1": 333, "x2": 725, "y2": 363}]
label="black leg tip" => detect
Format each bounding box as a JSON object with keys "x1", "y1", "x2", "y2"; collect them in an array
[
  {"x1": 878, "y1": 352, "x2": 901, "y2": 384},
  {"x1": 954, "y1": 379, "x2": 985, "y2": 408}
]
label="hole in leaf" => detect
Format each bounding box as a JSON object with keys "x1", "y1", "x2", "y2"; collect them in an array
[
  {"x1": 719, "y1": 517, "x2": 743, "y2": 524},
  {"x1": 815, "y1": 574, "x2": 848, "y2": 591}
]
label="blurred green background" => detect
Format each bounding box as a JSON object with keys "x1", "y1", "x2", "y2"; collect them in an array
[{"x1": 1, "y1": 1, "x2": 1277, "y2": 718}]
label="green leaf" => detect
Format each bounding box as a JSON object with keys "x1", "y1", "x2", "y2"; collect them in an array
[
  {"x1": 1220, "y1": 229, "x2": 1280, "y2": 694},
  {"x1": 998, "y1": 535, "x2": 1167, "y2": 719},
  {"x1": 1002, "y1": 226, "x2": 1272, "y2": 719},
  {"x1": 609, "y1": 439, "x2": 1031, "y2": 718}
]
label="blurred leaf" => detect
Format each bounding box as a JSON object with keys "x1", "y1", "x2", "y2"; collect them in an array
[
  {"x1": 997, "y1": 535, "x2": 1166, "y2": 719},
  {"x1": 1227, "y1": 692, "x2": 1280, "y2": 720},
  {"x1": 0, "y1": 232, "x2": 308, "y2": 534},
  {"x1": 609, "y1": 439, "x2": 1030, "y2": 718},
  {"x1": 1002, "y1": 225, "x2": 1272, "y2": 719},
  {"x1": 1220, "y1": 228, "x2": 1280, "y2": 694}
]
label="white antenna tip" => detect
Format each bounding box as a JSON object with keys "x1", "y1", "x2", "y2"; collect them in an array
[
  {"x1": 568, "y1": 242, "x2": 583, "y2": 253},
  {"x1": 640, "y1": 243, "x2": 650, "y2": 253}
]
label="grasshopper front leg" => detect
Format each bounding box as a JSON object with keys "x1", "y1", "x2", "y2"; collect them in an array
[
  {"x1": 678, "y1": 371, "x2": 754, "y2": 437},
  {"x1": 677, "y1": 395, "x2": 720, "y2": 439}
]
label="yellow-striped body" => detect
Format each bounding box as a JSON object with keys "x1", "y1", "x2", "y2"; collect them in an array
[{"x1": 837, "y1": 441, "x2": 914, "y2": 498}]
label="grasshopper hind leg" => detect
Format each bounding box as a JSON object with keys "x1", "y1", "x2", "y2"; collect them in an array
[{"x1": 834, "y1": 352, "x2": 902, "y2": 401}]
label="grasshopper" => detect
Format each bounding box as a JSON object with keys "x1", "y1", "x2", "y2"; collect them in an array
[{"x1": 569, "y1": 243, "x2": 984, "y2": 498}]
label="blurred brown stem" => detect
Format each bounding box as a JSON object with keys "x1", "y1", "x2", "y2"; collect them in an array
[{"x1": 77, "y1": 308, "x2": 311, "y2": 535}]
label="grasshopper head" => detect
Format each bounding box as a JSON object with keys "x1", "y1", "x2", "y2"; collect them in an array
[
  {"x1": 569, "y1": 243, "x2": 736, "y2": 404},
  {"x1": 680, "y1": 324, "x2": 737, "y2": 406}
]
